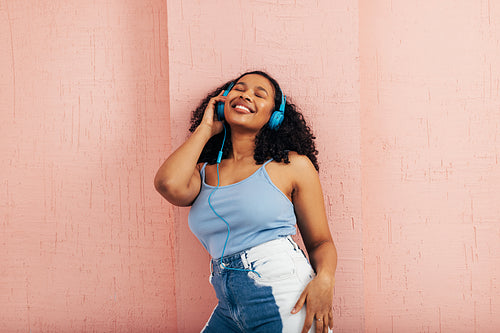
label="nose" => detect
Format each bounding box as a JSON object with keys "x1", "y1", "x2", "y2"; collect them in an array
[{"x1": 239, "y1": 90, "x2": 252, "y2": 101}]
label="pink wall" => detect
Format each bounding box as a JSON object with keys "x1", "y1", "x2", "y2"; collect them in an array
[
  {"x1": 0, "y1": 1, "x2": 176, "y2": 331},
  {"x1": 360, "y1": 0, "x2": 500, "y2": 331},
  {"x1": 1, "y1": 0, "x2": 499, "y2": 332}
]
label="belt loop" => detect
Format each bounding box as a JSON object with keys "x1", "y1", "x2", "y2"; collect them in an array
[
  {"x1": 241, "y1": 252, "x2": 250, "y2": 269},
  {"x1": 210, "y1": 259, "x2": 214, "y2": 274},
  {"x1": 287, "y1": 236, "x2": 299, "y2": 251}
]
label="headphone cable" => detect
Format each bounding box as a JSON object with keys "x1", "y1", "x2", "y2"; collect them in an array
[{"x1": 207, "y1": 124, "x2": 261, "y2": 277}]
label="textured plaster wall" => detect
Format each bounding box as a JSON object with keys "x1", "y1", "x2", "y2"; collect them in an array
[
  {"x1": 360, "y1": 1, "x2": 500, "y2": 332},
  {"x1": 0, "y1": 1, "x2": 175, "y2": 331}
]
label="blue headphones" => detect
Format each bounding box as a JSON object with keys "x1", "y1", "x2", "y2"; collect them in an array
[{"x1": 216, "y1": 81, "x2": 286, "y2": 130}]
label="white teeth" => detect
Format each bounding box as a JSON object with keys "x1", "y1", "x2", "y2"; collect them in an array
[{"x1": 234, "y1": 105, "x2": 251, "y2": 113}]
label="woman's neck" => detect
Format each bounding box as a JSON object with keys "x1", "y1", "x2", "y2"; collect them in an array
[{"x1": 229, "y1": 131, "x2": 256, "y2": 162}]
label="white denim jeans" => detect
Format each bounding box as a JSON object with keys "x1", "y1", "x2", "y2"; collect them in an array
[{"x1": 202, "y1": 236, "x2": 330, "y2": 333}]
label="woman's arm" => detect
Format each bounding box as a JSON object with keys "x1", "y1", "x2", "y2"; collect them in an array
[
  {"x1": 289, "y1": 153, "x2": 337, "y2": 333},
  {"x1": 154, "y1": 94, "x2": 226, "y2": 206}
]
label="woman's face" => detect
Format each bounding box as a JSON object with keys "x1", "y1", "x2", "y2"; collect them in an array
[{"x1": 223, "y1": 74, "x2": 276, "y2": 133}]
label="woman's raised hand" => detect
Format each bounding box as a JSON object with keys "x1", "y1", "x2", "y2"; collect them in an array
[
  {"x1": 154, "y1": 91, "x2": 228, "y2": 206},
  {"x1": 198, "y1": 91, "x2": 227, "y2": 137}
]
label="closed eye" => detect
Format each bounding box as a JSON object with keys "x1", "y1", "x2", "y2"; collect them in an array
[{"x1": 233, "y1": 82, "x2": 268, "y2": 98}]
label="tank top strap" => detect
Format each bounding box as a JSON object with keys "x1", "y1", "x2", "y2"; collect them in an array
[
  {"x1": 200, "y1": 162, "x2": 208, "y2": 180},
  {"x1": 263, "y1": 158, "x2": 274, "y2": 167}
]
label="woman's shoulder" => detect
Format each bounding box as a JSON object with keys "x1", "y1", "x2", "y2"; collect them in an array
[
  {"x1": 285, "y1": 152, "x2": 317, "y2": 173},
  {"x1": 265, "y1": 152, "x2": 318, "y2": 197},
  {"x1": 282, "y1": 152, "x2": 321, "y2": 193},
  {"x1": 267, "y1": 152, "x2": 317, "y2": 179}
]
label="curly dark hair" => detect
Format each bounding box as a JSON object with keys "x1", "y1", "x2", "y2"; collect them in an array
[{"x1": 189, "y1": 70, "x2": 319, "y2": 171}]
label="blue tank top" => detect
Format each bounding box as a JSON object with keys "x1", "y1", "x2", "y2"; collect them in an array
[{"x1": 188, "y1": 159, "x2": 297, "y2": 258}]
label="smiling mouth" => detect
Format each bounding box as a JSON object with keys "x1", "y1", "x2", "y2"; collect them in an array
[{"x1": 233, "y1": 104, "x2": 254, "y2": 113}]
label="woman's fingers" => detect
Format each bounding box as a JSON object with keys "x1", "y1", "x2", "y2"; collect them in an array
[
  {"x1": 301, "y1": 312, "x2": 314, "y2": 333},
  {"x1": 199, "y1": 92, "x2": 228, "y2": 136},
  {"x1": 318, "y1": 310, "x2": 334, "y2": 333},
  {"x1": 203, "y1": 95, "x2": 226, "y2": 121},
  {"x1": 294, "y1": 285, "x2": 334, "y2": 332},
  {"x1": 291, "y1": 290, "x2": 307, "y2": 314},
  {"x1": 314, "y1": 315, "x2": 324, "y2": 333}
]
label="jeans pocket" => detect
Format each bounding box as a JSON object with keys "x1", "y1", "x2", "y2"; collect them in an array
[
  {"x1": 250, "y1": 252, "x2": 296, "y2": 283},
  {"x1": 291, "y1": 251, "x2": 315, "y2": 285}
]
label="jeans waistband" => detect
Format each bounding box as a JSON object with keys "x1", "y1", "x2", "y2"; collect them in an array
[{"x1": 210, "y1": 236, "x2": 299, "y2": 275}]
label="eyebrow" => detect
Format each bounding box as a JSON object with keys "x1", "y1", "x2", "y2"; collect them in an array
[{"x1": 235, "y1": 82, "x2": 269, "y2": 96}]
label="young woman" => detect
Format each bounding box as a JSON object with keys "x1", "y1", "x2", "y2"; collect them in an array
[{"x1": 155, "y1": 71, "x2": 337, "y2": 333}]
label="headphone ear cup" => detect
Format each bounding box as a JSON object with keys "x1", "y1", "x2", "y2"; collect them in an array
[
  {"x1": 216, "y1": 82, "x2": 235, "y2": 121},
  {"x1": 216, "y1": 102, "x2": 225, "y2": 121},
  {"x1": 268, "y1": 111, "x2": 284, "y2": 130},
  {"x1": 268, "y1": 92, "x2": 286, "y2": 130}
]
